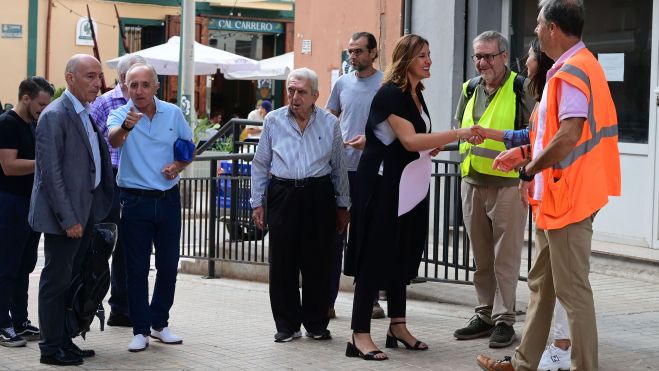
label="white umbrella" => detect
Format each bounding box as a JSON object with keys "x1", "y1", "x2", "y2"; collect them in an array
[
  {"x1": 223, "y1": 52, "x2": 293, "y2": 80},
  {"x1": 106, "y1": 36, "x2": 258, "y2": 76}
]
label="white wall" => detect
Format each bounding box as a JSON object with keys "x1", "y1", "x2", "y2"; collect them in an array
[
  {"x1": 594, "y1": 152, "x2": 653, "y2": 246},
  {"x1": 411, "y1": 0, "x2": 465, "y2": 141}
]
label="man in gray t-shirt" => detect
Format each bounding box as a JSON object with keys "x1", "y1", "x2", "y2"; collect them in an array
[{"x1": 325, "y1": 32, "x2": 384, "y2": 320}]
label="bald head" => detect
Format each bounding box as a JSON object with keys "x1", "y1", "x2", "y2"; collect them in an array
[
  {"x1": 125, "y1": 63, "x2": 160, "y2": 112},
  {"x1": 64, "y1": 54, "x2": 103, "y2": 103},
  {"x1": 65, "y1": 54, "x2": 101, "y2": 75},
  {"x1": 126, "y1": 63, "x2": 159, "y2": 85}
]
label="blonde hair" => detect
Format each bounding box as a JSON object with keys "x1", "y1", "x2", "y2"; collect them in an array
[{"x1": 382, "y1": 34, "x2": 429, "y2": 93}]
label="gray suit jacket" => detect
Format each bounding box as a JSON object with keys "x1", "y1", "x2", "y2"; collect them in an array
[{"x1": 29, "y1": 93, "x2": 114, "y2": 235}]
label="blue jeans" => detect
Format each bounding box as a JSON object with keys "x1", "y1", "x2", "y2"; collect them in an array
[
  {"x1": 0, "y1": 191, "x2": 40, "y2": 329},
  {"x1": 120, "y1": 187, "x2": 181, "y2": 336}
]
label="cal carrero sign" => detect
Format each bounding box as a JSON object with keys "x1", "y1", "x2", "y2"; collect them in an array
[{"x1": 209, "y1": 18, "x2": 284, "y2": 34}]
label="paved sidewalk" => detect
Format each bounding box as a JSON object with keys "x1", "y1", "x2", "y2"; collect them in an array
[{"x1": 1, "y1": 255, "x2": 658, "y2": 370}]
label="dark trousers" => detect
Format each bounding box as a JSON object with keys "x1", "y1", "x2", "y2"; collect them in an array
[
  {"x1": 329, "y1": 171, "x2": 356, "y2": 308},
  {"x1": 106, "y1": 169, "x2": 129, "y2": 316},
  {"x1": 267, "y1": 177, "x2": 336, "y2": 333},
  {"x1": 0, "y1": 191, "x2": 40, "y2": 329},
  {"x1": 351, "y1": 281, "x2": 406, "y2": 332},
  {"x1": 38, "y1": 220, "x2": 94, "y2": 356},
  {"x1": 120, "y1": 187, "x2": 181, "y2": 336}
]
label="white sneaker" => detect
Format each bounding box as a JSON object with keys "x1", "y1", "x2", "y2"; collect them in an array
[
  {"x1": 128, "y1": 334, "x2": 149, "y2": 352},
  {"x1": 150, "y1": 327, "x2": 183, "y2": 344},
  {"x1": 538, "y1": 344, "x2": 571, "y2": 371}
]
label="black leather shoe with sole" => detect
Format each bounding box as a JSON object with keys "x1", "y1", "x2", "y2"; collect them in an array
[
  {"x1": 40, "y1": 349, "x2": 83, "y2": 366},
  {"x1": 64, "y1": 342, "x2": 96, "y2": 358}
]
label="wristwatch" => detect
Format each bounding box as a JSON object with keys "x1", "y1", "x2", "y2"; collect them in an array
[
  {"x1": 519, "y1": 166, "x2": 534, "y2": 182},
  {"x1": 121, "y1": 122, "x2": 134, "y2": 131}
]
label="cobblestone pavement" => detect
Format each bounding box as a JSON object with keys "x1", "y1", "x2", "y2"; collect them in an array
[{"x1": 1, "y1": 254, "x2": 658, "y2": 370}]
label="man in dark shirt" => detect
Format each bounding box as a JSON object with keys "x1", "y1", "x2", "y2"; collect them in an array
[{"x1": 0, "y1": 77, "x2": 54, "y2": 348}]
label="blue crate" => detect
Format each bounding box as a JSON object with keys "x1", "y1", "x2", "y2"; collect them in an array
[{"x1": 217, "y1": 161, "x2": 252, "y2": 210}]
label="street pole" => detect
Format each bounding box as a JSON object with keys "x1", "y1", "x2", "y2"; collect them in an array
[{"x1": 178, "y1": 0, "x2": 196, "y2": 126}]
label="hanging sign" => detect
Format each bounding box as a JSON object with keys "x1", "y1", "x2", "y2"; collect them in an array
[
  {"x1": 209, "y1": 18, "x2": 284, "y2": 34},
  {"x1": 76, "y1": 17, "x2": 98, "y2": 46}
]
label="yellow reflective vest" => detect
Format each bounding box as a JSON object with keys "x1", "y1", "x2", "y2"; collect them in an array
[{"x1": 459, "y1": 72, "x2": 519, "y2": 178}]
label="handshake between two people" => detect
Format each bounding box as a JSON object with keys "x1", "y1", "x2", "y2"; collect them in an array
[{"x1": 461, "y1": 124, "x2": 530, "y2": 173}]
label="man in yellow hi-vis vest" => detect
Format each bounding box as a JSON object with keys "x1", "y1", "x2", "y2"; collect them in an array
[{"x1": 452, "y1": 31, "x2": 535, "y2": 349}]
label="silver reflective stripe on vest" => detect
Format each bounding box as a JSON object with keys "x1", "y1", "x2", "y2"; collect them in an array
[
  {"x1": 460, "y1": 146, "x2": 502, "y2": 161},
  {"x1": 554, "y1": 64, "x2": 618, "y2": 169},
  {"x1": 470, "y1": 146, "x2": 501, "y2": 160}
]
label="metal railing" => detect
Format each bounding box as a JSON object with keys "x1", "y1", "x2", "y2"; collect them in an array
[{"x1": 182, "y1": 128, "x2": 533, "y2": 283}]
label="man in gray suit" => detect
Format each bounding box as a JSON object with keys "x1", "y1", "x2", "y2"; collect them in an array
[{"x1": 29, "y1": 54, "x2": 113, "y2": 366}]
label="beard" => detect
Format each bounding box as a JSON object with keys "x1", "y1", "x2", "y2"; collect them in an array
[{"x1": 351, "y1": 62, "x2": 368, "y2": 72}]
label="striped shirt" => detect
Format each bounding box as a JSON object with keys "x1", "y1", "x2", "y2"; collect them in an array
[
  {"x1": 250, "y1": 105, "x2": 350, "y2": 208},
  {"x1": 90, "y1": 84, "x2": 126, "y2": 168}
]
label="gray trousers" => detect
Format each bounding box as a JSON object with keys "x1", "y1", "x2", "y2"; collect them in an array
[
  {"x1": 461, "y1": 181, "x2": 527, "y2": 326},
  {"x1": 38, "y1": 221, "x2": 93, "y2": 356}
]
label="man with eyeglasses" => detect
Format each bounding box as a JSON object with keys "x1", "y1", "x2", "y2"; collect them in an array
[
  {"x1": 325, "y1": 32, "x2": 384, "y2": 320},
  {"x1": 452, "y1": 31, "x2": 535, "y2": 349}
]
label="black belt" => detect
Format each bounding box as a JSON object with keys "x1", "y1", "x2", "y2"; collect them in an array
[
  {"x1": 270, "y1": 175, "x2": 330, "y2": 188},
  {"x1": 121, "y1": 185, "x2": 178, "y2": 198}
]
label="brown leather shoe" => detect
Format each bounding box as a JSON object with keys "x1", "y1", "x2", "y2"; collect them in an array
[{"x1": 476, "y1": 355, "x2": 514, "y2": 371}]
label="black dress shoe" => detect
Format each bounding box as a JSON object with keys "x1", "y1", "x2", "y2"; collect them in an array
[
  {"x1": 107, "y1": 312, "x2": 132, "y2": 327},
  {"x1": 64, "y1": 342, "x2": 96, "y2": 358},
  {"x1": 40, "y1": 349, "x2": 83, "y2": 366}
]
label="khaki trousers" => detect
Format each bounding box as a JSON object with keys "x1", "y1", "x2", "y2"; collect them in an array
[
  {"x1": 513, "y1": 215, "x2": 598, "y2": 371},
  {"x1": 461, "y1": 182, "x2": 527, "y2": 325}
]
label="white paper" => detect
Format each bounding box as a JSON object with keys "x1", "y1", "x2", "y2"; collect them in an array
[
  {"x1": 301, "y1": 39, "x2": 312, "y2": 55},
  {"x1": 598, "y1": 53, "x2": 624, "y2": 82},
  {"x1": 398, "y1": 150, "x2": 432, "y2": 216}
]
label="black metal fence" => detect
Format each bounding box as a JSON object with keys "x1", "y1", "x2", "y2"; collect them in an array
[{"x1": 181, "y1": 119, "x2": 533, "y2": 284}]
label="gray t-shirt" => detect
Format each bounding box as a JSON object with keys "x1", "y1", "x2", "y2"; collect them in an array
[{"x1": 326, "y1": 70, "x2": 384, "y2": 171}]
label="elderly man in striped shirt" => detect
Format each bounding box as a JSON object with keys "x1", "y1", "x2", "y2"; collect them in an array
[
  {"x1": 89, "y1": 54, "x2": 146, "y2": 328},
  {"x1": 251, "y1": 67, "x2": 350, "y2": 343}
]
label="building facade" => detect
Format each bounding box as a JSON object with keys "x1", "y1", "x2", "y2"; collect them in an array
[
  {"x1": 0, "y1": 0, "x2": 294, "y2": 117},
  {"x1": 296, "y1": 0, "x2": 659, "y2": 249}
]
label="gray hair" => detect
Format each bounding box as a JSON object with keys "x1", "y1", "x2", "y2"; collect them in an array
[
  {"x1": 538, "y1": 0, "x2": 585, "y2": 38},
  {"x1": 287, "y1": 68, "x2": 319, "y2": 94},
  {"x1": 125, "y1": 63, "x2": 159, "y2": 84},
  {"x1": 117, "y1": 54, "x2": 147, "y2": 82},
  {"x1": 473, "y1": 31, "x2": 509, "y2": 52}
]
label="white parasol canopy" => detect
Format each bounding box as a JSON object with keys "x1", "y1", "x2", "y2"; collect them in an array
[
  {"x1": 106, "y1": 36, "x2": 258, "y2": 76},
  {"x1": 223, "y1": 52, "x2": 293, "y2": 80}
]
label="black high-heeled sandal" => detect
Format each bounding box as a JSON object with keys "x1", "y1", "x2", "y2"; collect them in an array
[
  {"x1": 385, "y1": 321, "x2": 428, "y2": 350},
  {"x1": 345, "y1": 333, "x2": 388, "y2": 361}
]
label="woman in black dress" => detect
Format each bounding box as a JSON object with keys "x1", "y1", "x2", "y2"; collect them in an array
[{"x1": 344, "y1": 34, "x2": 475, "y2": 361}]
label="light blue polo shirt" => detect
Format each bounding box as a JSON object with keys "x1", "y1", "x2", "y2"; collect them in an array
[{"x1": 107, "y1": 97, "x2": 193, "y2": 191}]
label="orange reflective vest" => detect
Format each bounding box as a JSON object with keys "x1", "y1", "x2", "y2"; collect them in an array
[
  {"x1": 527, "y1": 105, "x2": 540, "y2": 219},
  {"x1": 535, "y1": 48, "x2": 621, "y2": 230}
]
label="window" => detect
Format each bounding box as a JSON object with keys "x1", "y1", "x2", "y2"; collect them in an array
[{"x1": 510, "y1": 0, "x2": 653, "y2": 143}]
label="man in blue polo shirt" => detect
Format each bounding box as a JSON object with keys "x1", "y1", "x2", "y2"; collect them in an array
[{"x1": 107, "y1": 63, "x2": 193, "y2": 352}]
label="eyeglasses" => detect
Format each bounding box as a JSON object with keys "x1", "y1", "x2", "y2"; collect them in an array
[
  {"x1": 471, "y1": 50, "x2": 505, "y2": 62},
  {"x1": 346, "y1": 48, "x2": 370, "y2": 56}
]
